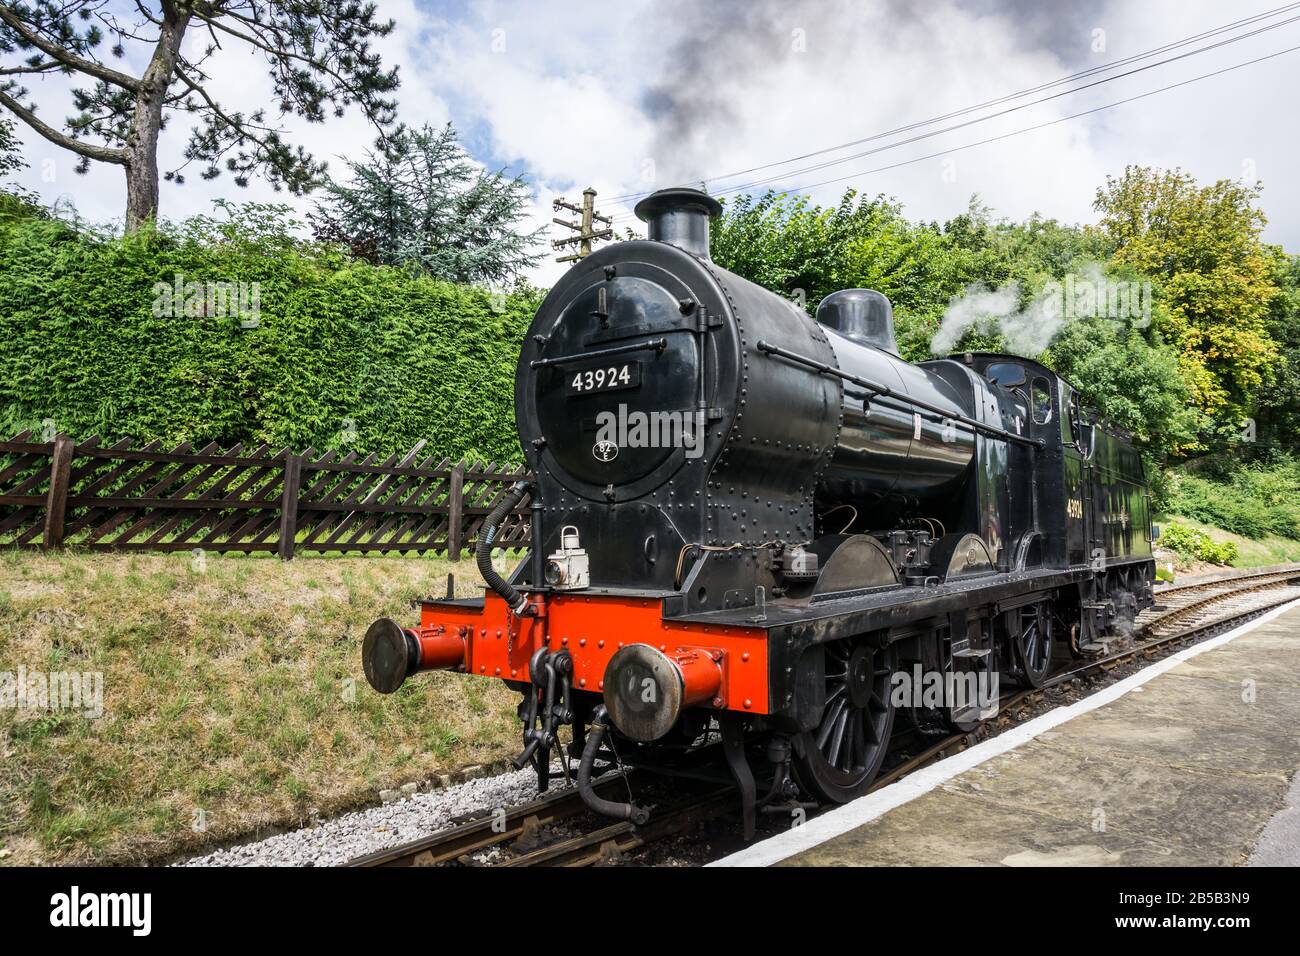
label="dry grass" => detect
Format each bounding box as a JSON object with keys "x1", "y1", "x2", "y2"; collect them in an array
[{"x1": 0, "y1": 549, "x2": 522, "y2": 865}]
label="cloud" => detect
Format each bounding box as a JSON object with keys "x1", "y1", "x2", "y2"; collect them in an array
[
  {"x1": 621, "y1": 0, "x2": 1109, "y2": 225},
  {"x1": 5, "y1": 0, "x2": 1297, "y2": 290}
]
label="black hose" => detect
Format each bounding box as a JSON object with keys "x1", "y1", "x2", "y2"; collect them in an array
[
  {"x1": 578, "y1": 706, "x2": 650, "y2": 825},
  {"x1": 477, "y1": 479, "x2": 532, "y2": 616}
]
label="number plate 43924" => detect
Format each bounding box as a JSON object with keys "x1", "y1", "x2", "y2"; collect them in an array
[{"x1": 566, "y1": 361, "x2": 641, "y2": 395}]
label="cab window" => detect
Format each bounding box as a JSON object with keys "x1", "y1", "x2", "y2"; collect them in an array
[
  {"x1": 1060, "y1": 383, "x2": 1077, "y2": 444},
  {"x1": 1030, "y1": 377, "x2": 1052, "y2": 424},
  {"x1": 1063, "y1": 391, "x2": 1095, "y2": 457},
  {"x1": 986, "y1": 362, "x2": 1026, "y2": 388}
]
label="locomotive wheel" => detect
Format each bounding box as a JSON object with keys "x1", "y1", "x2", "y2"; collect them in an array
[
  {"x1": 794, "y1": 641, "x2": 895, "y2": 804},
  {"x1": 1013, "y1": 604, "x2": 1054, "y2": 688}
]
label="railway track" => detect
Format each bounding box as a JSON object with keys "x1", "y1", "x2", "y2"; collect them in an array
[
  {"x1": 348, "y1": 773, "x2": 634, "y2": 867},
  {"x1": 349, "y1": 562, "x2": 1300, "y2": 867},
  {"x1": 1147, "y1": 563, "x2": 1300, "y2": 607},
  {"x1": 880, "y1": 562, "x2": 1300, "y2": 788},
  {"x1": 348, "y1": 765, "x2": 733, "y2": 867}
]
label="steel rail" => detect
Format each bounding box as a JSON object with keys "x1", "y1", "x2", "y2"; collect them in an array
[
  {"x1": 1153, "y1": 562, "x2": 1300, "y2": 598},
  {"x1": 347, "y1": 772, "x2": 636, "y2": 867},
  {"x1": 496, "y1": 788, "x2": 735, "y2": 867}
]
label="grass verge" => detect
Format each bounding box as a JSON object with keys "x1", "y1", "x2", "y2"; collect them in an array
[
  {"x1": 1156, "y1": 515, "x2": 1300, "y2": 568},
  {"x1": 0, "y1": 549, "x2": 521, "y2": 865}
]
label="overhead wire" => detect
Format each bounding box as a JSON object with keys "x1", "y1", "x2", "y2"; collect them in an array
[
  {"x1": 602, "y1": 3, "x2": 1300, "y2": 206},
  {"x1": 604, "y1": 39, "x2": 1300, "y2": 227}
]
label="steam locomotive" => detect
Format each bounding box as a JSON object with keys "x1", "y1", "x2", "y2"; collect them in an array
[{"x1": 362, "y1": 187, "x2": 1155, "y2": 836}]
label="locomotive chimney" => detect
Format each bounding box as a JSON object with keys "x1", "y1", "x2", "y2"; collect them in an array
[{"x1": 634, "y1": 187, "x2": 723, "y2": 260}]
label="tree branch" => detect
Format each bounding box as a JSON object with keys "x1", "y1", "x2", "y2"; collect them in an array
[
  {"x1": 0, "y1": 88, "x2": 128, "y2": 163},
  {"x1": 132, "y1": 0, "x2": 161, "y2": 26},
  {"x1": 190, "y1": 10, "x2": 384, "y2": 124},
  {"x1": 0, "y1": 3, "x2": 141, "y2": 91},
  {"x1": 172, "y1": 62, "x2": 276, "y2": 146},
  {"x1": 0, "y1": 57, "x2": 60, "y2": 74}
]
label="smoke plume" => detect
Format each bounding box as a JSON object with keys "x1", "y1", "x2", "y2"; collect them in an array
[{"x1": 930, "y1": 262, "x2": 1111, "y2": 357}]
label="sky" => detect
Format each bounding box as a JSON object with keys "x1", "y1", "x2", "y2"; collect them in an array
[{"x1": 7, "y1": 0, "x2": 1300, "y2": 287}]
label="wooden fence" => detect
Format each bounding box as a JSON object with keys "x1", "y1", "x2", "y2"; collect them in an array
[{"x1": 0, "y1": 431, "x2": 532, "y2": 559}]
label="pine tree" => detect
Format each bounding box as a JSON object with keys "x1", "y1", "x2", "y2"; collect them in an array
[
  {"x1": 0, "y1": 113, "x2": 23, "y2": 176},
  {"x1": 0, "y1": 1, "x2": 400, "y2": 230},
  {"x1": 310, "y1": 122, "x2": 543, "y2": 284}
]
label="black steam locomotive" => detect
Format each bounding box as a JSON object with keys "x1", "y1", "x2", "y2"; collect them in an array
[{"x1": 363, "y1": 187, "x2": 1155, "y2": 835}]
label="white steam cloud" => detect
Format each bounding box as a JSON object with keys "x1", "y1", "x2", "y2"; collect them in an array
[{"x1": 930, "y1": 263, "x2": 1117, "y2": 357}]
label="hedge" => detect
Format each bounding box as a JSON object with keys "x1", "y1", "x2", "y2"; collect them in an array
[{"x1": 0, "y1": 200, "x2": 537, "y2": 463}]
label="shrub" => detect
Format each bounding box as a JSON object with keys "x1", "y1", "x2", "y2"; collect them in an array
[
  {"x1": 1202, "y1": 538, "x2": 1239, "y2": 565},
  {"x1": 1157, "y1": 523, "x2": 1238, "y2": 566},
  {"x1": 1165, "y1": 458, "x2": 1300, "y2": 540}
]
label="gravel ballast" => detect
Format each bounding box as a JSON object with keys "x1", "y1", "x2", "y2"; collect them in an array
[{"x1": 179, "y1": 766, "x2": 565, "y2": 867}]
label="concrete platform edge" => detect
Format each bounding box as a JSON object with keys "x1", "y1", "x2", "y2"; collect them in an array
[{"x1": 709, "y1": 597, "x2": 1300, "y2": 868}]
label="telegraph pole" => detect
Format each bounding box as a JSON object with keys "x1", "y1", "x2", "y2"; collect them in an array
[{"x1": 552, "y1": 187, "x2": 613, "y2": 263}]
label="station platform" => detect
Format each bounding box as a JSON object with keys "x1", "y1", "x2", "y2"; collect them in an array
[{"x1": 714, "y1": 600, "x2": 1300, "y2": 867}]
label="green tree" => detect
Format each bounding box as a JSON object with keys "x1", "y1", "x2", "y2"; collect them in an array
[
  {"x1": 0, "y1": 113, "x2": 24, "y2": 176},
  {"x1": 854, "y1": 198, "x2": 1019, "y2": 360},
  {"x1": 711, "y1": 191, "x2": 1013, "y2": 359},
  {"x1": 1092, "y1": 166, "x2": 1279, "y2": 429},
  {"x1": 1045, "y1": 314, "x2": 1200, "y2": 459},
  {"x1": 0, "y1": 1, "x2": 399, "y2": 230},
  {"x1": 310, "y1": 122, "x2": 543, "y2": 283},
  {"x1": 710, "y1": 186, "x2": 1199, "y2": 465},
  {"x1": 710, "y1": 189, "x2": 883, "y2": 305},
  {"x1": 710, "y1": 191, "x2": 1040, "y2": 361},
  {"x1": 1252, "y1": 250, "x2": 1300, "y2": 455}
]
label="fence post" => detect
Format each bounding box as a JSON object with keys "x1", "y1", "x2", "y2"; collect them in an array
[
  {"x1": 447, "y1": 460, "x2": 465, "y2": 561},
  {"x1": 42, "y1": 435, "x2": 75, "y2": 550},
  {"x1": 278, "y1": 453, "x2": 303, "y2": 561}
]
